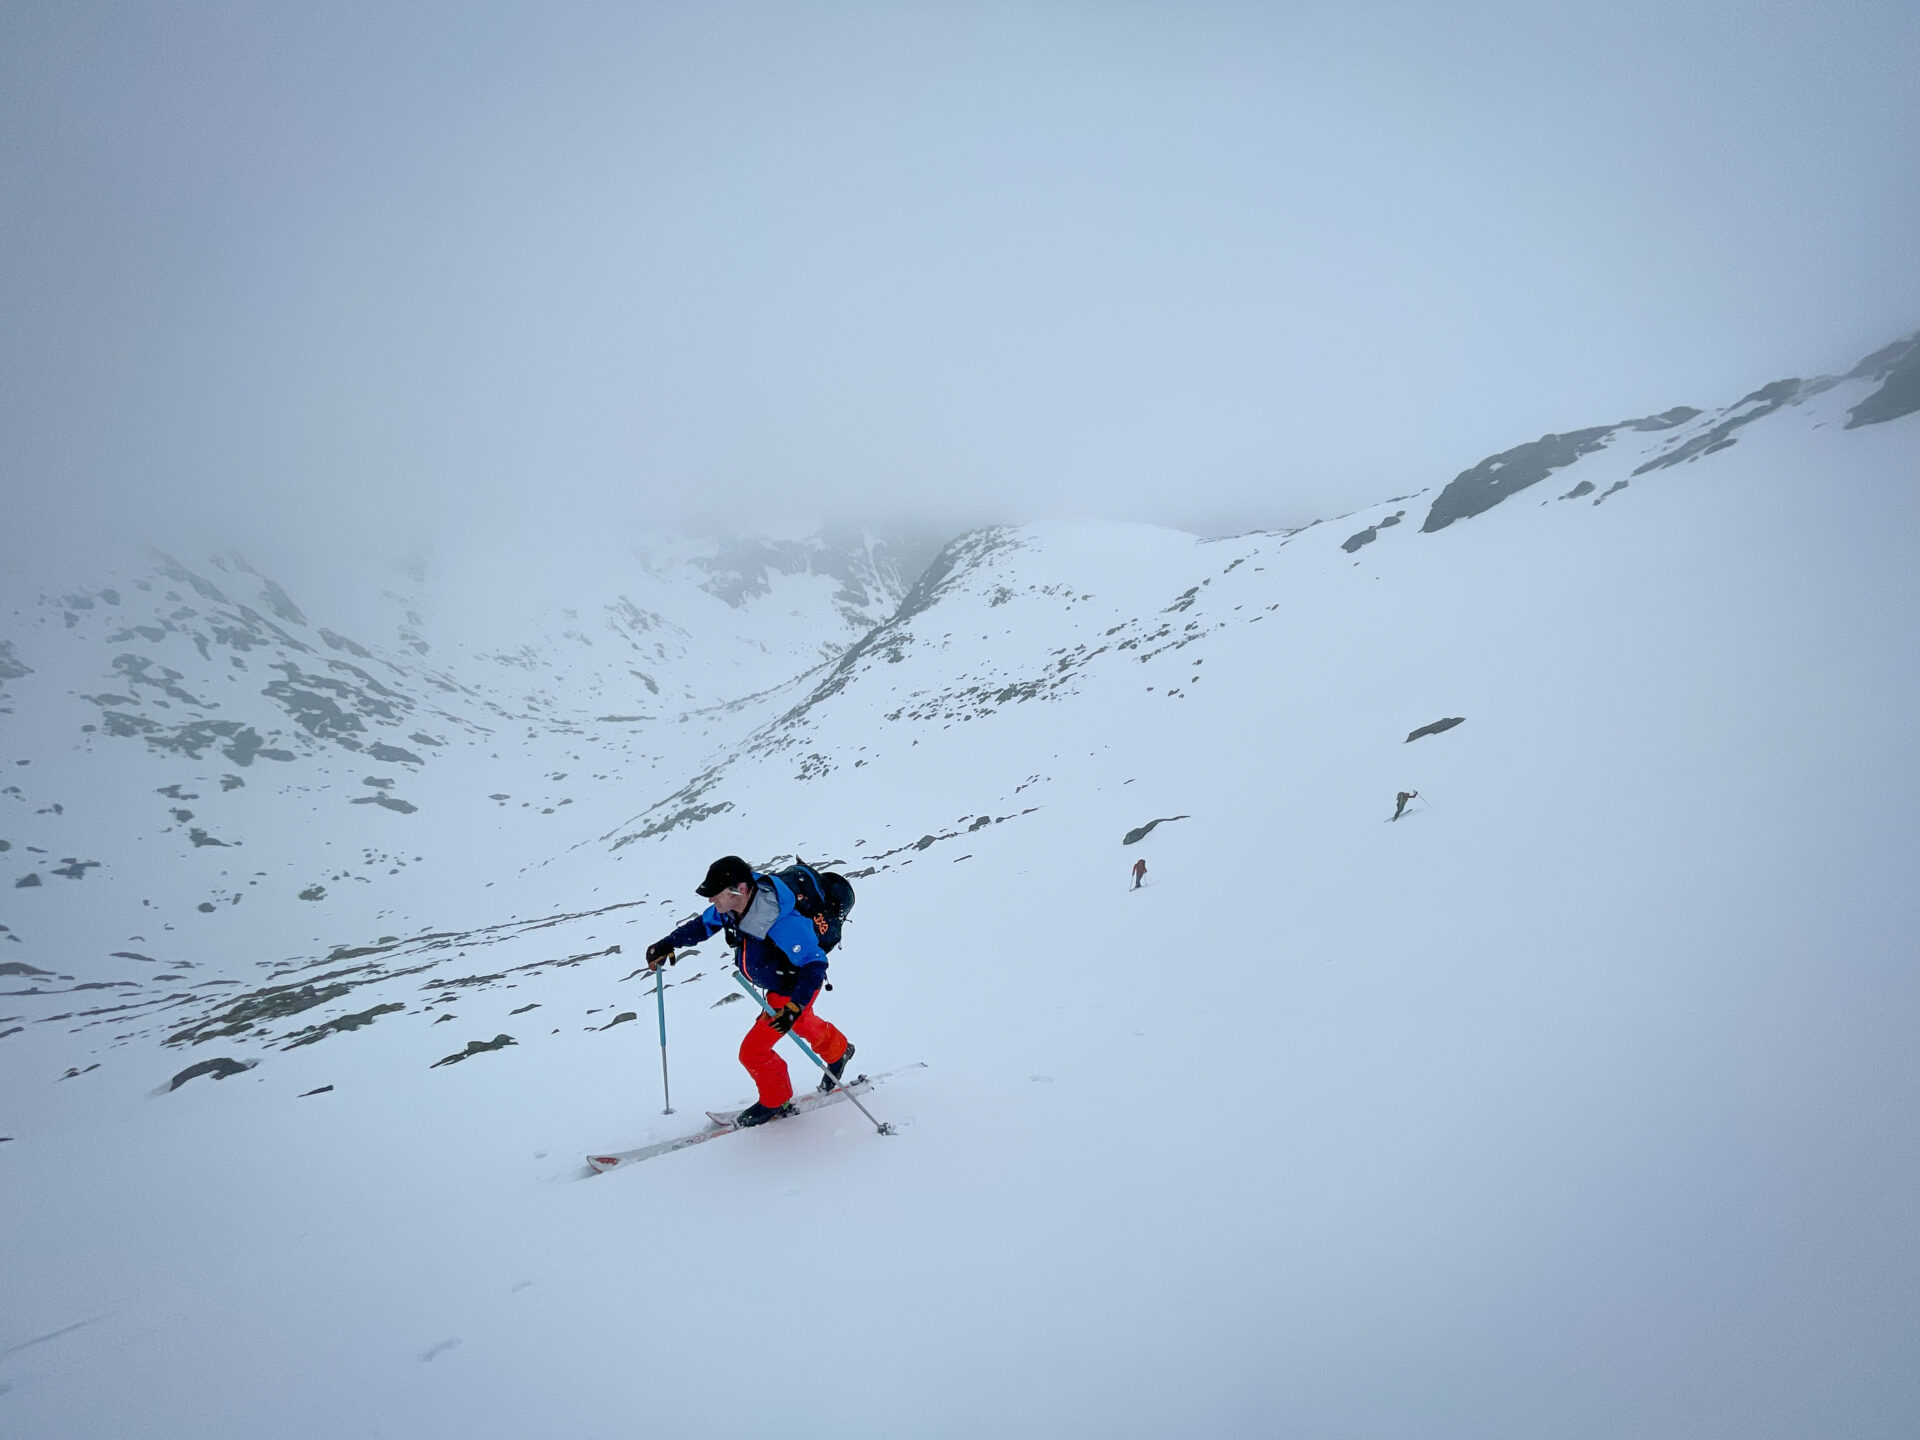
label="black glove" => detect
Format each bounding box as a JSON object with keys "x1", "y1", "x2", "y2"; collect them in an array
[
  {"x1": 644, "y1": 941, "x2": 677, "y2": 970},
  {"x1": 767, "y1": 998, "x2": 804, "y2": 1034}
]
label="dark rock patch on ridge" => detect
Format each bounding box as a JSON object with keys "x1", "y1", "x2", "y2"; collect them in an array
[
  {"x1": 1405, "y1": 716, "x2": 1465, "y2": 743},
  {"x1": 1423, "y1": 427, "x2": 1620, "y2": 532},
  {"x1": 431, "y1": 1034, "x2": 517, "y2": 1068},
  {"x1": 1424, "y1": 409, "x2": 1698, "y2": 533},
  {"x1": 1634, "y1": 380, "x2": 1801, "y2": 474},
  {"x1": 1846, "y1": 335, "x2": 1920, "y2": 429},
  {"x1": 168, "y1": 1056, "x2": 256, "y2": 1090},
  {"x1": 1122, "y1": 815, "x2": 1190, "y2": 846}
]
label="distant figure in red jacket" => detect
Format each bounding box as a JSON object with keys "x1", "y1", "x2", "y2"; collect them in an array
[
  {"x1": 1392, "y1": 790, "x2": 1418, "y2": 821},
  {"x1": 1130, "y1": 857, "x2": 1147, "y2": 890}
]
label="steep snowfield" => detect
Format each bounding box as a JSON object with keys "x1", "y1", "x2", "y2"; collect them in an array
[{"x1": 2, "y1": 359, "x2": 1917, "y2": 1438}]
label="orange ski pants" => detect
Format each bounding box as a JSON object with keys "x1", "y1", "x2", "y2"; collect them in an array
[{"x1": 740, "y1": 993, "x2": 849, "y2": 1107}]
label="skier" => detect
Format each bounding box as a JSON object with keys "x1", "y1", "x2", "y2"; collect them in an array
[
  {"x1": 644, "y1": 854, "x2": 856, "y2": 1127},
  {"x1": 1392, "y1": 790, "x2": 1418, "y2": 821},
  {"x1": 1130, "y1": 857, "x2": 1147, "y2": 890}
]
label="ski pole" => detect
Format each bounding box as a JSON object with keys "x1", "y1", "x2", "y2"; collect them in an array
[
  {"x1": 733, "y1": 971, "x2": 895, "y2": 1136},
  {"x1": 654, "y1": 962, "x2": 674, "y2": 1114}
]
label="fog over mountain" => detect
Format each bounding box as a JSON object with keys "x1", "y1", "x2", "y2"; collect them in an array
[{"x1": 6, "y1": 2, "x2": 1918, "y2": 576}]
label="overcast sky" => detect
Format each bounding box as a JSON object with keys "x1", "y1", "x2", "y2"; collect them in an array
[{"x1": 4, "y1": 1, "x2": 1916, "y2": 575}]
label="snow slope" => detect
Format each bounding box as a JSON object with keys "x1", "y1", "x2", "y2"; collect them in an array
[{"x1": 2, "y1": 339, "x2": 1917, "y2": 1439}]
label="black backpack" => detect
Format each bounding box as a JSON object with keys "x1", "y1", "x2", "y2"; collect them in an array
[{"x1": 774, "y1": 859, "x2": 856, "y2": 953}]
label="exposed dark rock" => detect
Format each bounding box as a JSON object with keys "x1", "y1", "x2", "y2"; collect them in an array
[
  {"x1": 1623, "y1": 406, "x2": 1701, "y2": 431},
  {"x1": 1342, "y1": 526, "x2": 1378, "y2": 553},
  {"x1": 0, "y1": 961, "x2": 54, "y2": 977},
  {"x1": 431, "y1": 1034, "x2": 517, "y2": 1068},
  {"x1": 1594, "y1": 480, "x2": 1629, "y2": 505},
  {"x1": 1846, "y1": 336, "x2": 1920, "y2": 428},
  {"x1": 167, "y1": 974, "x2": 364, "y2": 1045},
  {"x1": 1122, "y1": 815, "x2": 1190, "y2": 846},
  {"x1": 1560, "y1": 480, "x2": 1596, "y2": 500},
  {"x1": 256, "y1": 577, "x2": 308, "y2": 626},
  {"x1": 1423, "y1": 427, "x2": 1619, "y2": 532},
  {"x1": 318, "y1": 628, "x2": 373, "y2": 658},
  {"x1": 298, "y1": 885, "x2": 326, "y2": 901},
  {"x1": 152, "y1": 553, "x2": 230, "y2": 605},
  {"x1": 283, "y1": 1002, "x2": 404, "y2": 1048},
  {"x1": 126, "y1": 717, "x2": 287, "y2": 766},
  {"x1": 263, "y1": 665, "x2": 372, "y2": 741},
  {"x1": 365, "y1": 743, "x2": 424, "y2": 765},
  {"x1": 1406, "y1": 716, "x2": 1465, "y2": 742},
  {"x1": 299, "y1": 1085, "x2": 334, "y2": 1097},
  {"x1": 50, "y1": 859, "x2": 101, "y2": 879},
  {"x1": 611, "y1": 799, "x2": 732, "y2": 846},
  {"x1": 599, "y1": 1011, "x2": 637, "y2": 1031},
  {"x1": 168, "y1": 1056, "x2": 256, "y2": 1090},
  {"x1": 14, "y1": 873, "x2": 40, "y2": 888},
  {"x1": 111, "y1": 653, "x2": 210, "y2": 707},
  {"x1": 349, "y1": 794, "x2": 418, "y2": 814},
  {"x1": 325, "y1": 938, "x2": 408, "y2": 963},
  {"x1": 742, "y1": 527, "x2": 1020, "y2": 739},
  {"x1": 1634, "y1": 380, "x2": 1801, "y2": 474}
]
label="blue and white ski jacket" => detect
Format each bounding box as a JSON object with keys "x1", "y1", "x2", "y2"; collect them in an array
[{"x1": 656, "y1": 872, "x2": 830, "y2": 1008}]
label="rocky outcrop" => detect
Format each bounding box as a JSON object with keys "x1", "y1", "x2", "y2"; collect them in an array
[
  {"x1": 1846, "y1": 335, "x2": 1920, "y2": 429},
  {"x1": 1406, "y1": 716, "x2": 1465, "y2": 743},
  {"x1": 168, "y1": 1056, "x2": 257, "y2": 1090}
]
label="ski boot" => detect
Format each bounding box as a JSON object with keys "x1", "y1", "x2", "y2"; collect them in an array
[
  {"x1": 734, "y1": 1100, "x2": 795, "y2": 1128},
  {"x1": 817, "y1": 1043, "x2": 856, "y2": 1093}
]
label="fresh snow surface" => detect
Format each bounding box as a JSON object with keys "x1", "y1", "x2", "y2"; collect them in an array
[{"x1": 2, "y1": 371, "x2": 1918, "y2": 1438}]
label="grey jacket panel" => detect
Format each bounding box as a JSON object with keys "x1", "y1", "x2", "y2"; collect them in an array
[{"x1": 738, "y1": 880, "x2": 782, "y2": 941}]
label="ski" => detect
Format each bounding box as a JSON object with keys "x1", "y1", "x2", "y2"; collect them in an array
[
  {"x1": 704, "y1": 1073, "x2": 871, "y2": 1129},
  {"x1": 585, "y1": 1063, "x2": 923, "y2": 1174}
]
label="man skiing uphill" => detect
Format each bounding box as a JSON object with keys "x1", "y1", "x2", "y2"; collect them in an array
[{"x1": 645, "y1": 855, "x2": 856, "y2": 1128}]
